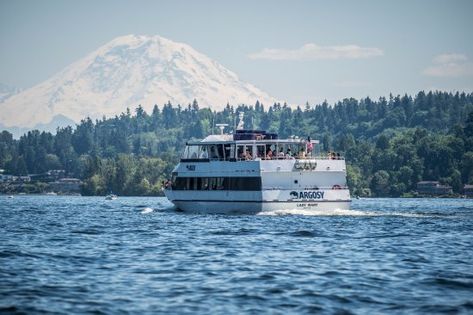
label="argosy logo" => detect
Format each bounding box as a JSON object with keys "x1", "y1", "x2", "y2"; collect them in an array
[{"x1": 290, "y1": 191, "x2": 325, "y2": 199}]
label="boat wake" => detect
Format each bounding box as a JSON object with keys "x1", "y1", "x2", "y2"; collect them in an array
[
  {"x1": 141, "y1": 207, "x2": 154, "y2": 214},
  {"x1": 258, "y1": 208, "x2": 377, "y2": 216},
  {"x1": 258, "y1": 208, "x2": 434, "y2": 217}
]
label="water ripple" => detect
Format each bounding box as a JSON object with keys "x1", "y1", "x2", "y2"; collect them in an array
[{"x1": 0, "y1": 196, "x2": 472, "y2": 314}]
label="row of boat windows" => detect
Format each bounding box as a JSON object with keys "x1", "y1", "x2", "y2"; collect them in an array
[
  {"x1": 171, "y1": 177, "x2": 262, "y2": 191},
  {"x1": 181, "y1": 143, "x2": 320, "y2": 161}
]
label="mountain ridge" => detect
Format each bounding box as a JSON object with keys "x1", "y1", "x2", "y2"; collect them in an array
[
  {"x1": 0, "y1": 83, "x2": 21, "y2": 103},
  {"x1": 0, "y1": 34, "x2": 276, "y2": 129}
]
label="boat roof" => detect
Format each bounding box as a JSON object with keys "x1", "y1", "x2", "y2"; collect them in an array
[{"x1": 187, "y1": 136, "x2": 319, "y2": 145}]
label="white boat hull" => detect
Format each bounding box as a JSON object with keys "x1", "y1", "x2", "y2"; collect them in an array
[{"x1": 168, "y1": 197, "x2": 350, "y2": 215}]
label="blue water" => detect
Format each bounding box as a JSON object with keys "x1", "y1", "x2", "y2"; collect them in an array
[{"x1": 1, "y1": 196, "x2": 473, "y2": 314}]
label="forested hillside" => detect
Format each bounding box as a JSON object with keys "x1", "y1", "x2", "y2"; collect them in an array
[{"x1": 1, "y1": 91, "x2": 473, "y2": 196}]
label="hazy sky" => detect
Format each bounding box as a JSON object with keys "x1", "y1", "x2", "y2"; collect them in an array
[{"x1": 1, "y1": 0, "x2": 472, "y2": 105}]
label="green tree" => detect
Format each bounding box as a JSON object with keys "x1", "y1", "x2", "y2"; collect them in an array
[{"x1": 370, "y1": 170, "x2": 390, "y2": 196}]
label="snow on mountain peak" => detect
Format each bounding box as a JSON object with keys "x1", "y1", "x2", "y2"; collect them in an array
[
  {"x1": 0, "y1": 83, "x2": 20, "y2": 103},
  {"x1": 0, "y1": 34, "x2": 276, "y2": 129}
]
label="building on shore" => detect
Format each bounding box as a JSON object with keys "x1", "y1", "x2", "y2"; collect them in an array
[
  {"x1": 0, "y1": 174, "x2": 31, "y2": 183},
  {"x1": 416, "y1": 181, "x2": 453, "y2": 196},
  {"x1": 464, "y1": 185, "x2": 473, "y2": 197},
  {"x1": 29, "y1": 170, "x2": 66, "y2": 183},
  {"x1": 48, "y1": 178, "x2": 82, "y2": 194}
]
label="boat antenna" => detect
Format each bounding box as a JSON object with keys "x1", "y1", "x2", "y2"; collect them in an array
[
  {"x1": 216, "y1": 123, "x2": 229, "y2": 135},
  {"x1": 237, "y1": 112, "x2": 245, "y2": 130},
  {"x1": 211, "y1": 114, "x2": 214, "y2": 135}
]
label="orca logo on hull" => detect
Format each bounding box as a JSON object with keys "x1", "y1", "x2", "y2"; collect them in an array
[{"x1": 290, "y1": 190, "x2": 325, "y2": 200}]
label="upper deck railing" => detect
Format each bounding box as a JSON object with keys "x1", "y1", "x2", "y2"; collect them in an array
[{"x1": 180, "y1": 154, "x2": 345, "y2": 162}]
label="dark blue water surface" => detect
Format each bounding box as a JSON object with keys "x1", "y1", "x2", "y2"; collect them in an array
[{"x1": 1, "y1": 196, "x2": 473, "y2": 314}]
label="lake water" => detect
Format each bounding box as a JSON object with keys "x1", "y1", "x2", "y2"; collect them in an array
[{"x1": 1, "y1": 196, "x2": 473, "y2": 314}]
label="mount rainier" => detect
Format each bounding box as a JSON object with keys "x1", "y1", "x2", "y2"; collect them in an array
[{"x1": 0, "y1": 35, "x2": 276, "y2": 131}]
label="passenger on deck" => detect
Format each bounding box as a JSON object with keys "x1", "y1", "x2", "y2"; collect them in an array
[
  {"x1": 306, "y1": 136, "x2": 313, "y2": 156},
  {"x1": 337, "y1": 153, "x2": 341, "y2": 160},
  {"x1": 278, "y1": 148, "x2": 285, "y2": 158},
  {"x1": 245, "y1": 149, "x2": 253, "y2": 160},
  {"x1": 298, "y1": 148, "x2": 306, "y2": 159},
  {"x1": 286, "y1": 148, "x2": 293, "y2": 159},
  {"x1": 266, "y1": 148, "x2": 273, "y2": 160}
]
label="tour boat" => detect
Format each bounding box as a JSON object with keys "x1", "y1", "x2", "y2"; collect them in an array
[{"x1": 164, "y1": 114, "x2": 350, "y2": 214}]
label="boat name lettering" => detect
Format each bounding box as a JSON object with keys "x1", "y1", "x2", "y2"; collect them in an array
[{"x1": 290, "y1": 191, "x2": 325, "y2": 199}]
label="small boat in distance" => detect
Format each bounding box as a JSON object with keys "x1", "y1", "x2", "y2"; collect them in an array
[
  {"x1": 105, "y1": 194, "x2": 118, "y2": 200},
  {"x1": 164, "y1": 113, "x2": 351, "y2": 214}
]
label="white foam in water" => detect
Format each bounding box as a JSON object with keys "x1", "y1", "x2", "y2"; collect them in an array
[
  {"x1": 258, "y1": 208, "x2": 378, "y2": 216},
  {"x1": 141, "y1": 207, "x2": 154, "y2": 214},
  {"x1": 258, "y1": 208, "x2": 431, "y2": 217}
]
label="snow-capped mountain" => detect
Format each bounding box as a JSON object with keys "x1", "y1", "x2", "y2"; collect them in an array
[
  {"x1": 0, "y1": 34, "x2": 276, "y2": 129},
  {"x1": 0, "y1": 83, "x2": 20, "y2": 103}
]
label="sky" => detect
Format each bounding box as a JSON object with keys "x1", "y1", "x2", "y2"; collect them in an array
[{"x1": 0, "y1": 0, "x2": 472, "y2": 105}]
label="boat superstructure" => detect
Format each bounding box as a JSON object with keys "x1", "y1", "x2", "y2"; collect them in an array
[{"x1": 164, "y1": 118, "x2": 350, "y2": 214}]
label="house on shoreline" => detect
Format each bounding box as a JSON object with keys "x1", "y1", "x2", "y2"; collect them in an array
[
  {"x1": 49, "y1": 178, "x2": 82, "y2": 194},
  {"x1": 416, "y1": 181, "x2": 453, "y2": 196},
  {"x1": 1, "y1": 170, "x2": 81, "y2": 194},
  {"x1": 464, "y1": 185, "x2": 473, "y2": 198}
]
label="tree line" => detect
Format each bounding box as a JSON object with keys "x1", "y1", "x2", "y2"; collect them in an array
[{"x1": 0, "y1": 91, "x2": 472, "y2": 196}]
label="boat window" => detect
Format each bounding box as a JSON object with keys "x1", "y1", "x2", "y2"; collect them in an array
[
  {"x1": 295, "y1": 143, "x2": 306, "y2": 158},
  {"x1": 256, "y1": 145, "x2": 266, "y2": 159},
  {"x1": 186, "y1": 145, "x2": 199, "y2": 159},
  {"x1": 172, "y1": 177, "x2": 261, "y2": 191},
  {"x1": 181, "y1": 146, "x2": 189, "y2": 159},
  {"x1": 217, "y1": 144, "x2": 224, "y2": 160},
  {"x1": 265, "y1": 144, "x2": 275, "y2": 160},
  {"x1": 313, "y1": 143, "x2": 321, "y2": 156},
  {"x1": 209, "y1": 177, "x2": 217, "y2": 190},
  {"x1": 276, "y1": 144, "x2": 285, "y2": 159},
  {"x1": 201, "y1": 177, "x2": 209, "y2": 190},
  {"x1": 237, "y1": 145, "x2": 245, "y2": 160},
  {"x1": 208, "y1": 145, "x2": 224, "y2": 160},
  {"x1": 172, "y1": 177, "x2": 187, "y2": 190},
  {"x1": 216, "y1": 177, "x2": 225, "y2": 190},
  {"x1": 245, "y1": 145, "x2": 254, "y2": 160},
  {"x1": 199, "y1": 145, "x2": 209, "y2": 159},
  {"x1": 224, "y1": 144, "x2": 232, "y2": 160},
  {"x1": 229, "y1": 177, "x2": 261, "y2": 190}
]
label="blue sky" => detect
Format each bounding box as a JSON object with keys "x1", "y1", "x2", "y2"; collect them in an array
[{"x1": 1, "y1": 0, "x2": 472, "y2": 105}]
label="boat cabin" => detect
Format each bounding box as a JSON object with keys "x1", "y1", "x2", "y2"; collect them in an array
[{"x1": 180, "y1": 130, "x2": 322, "y2": 162}]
